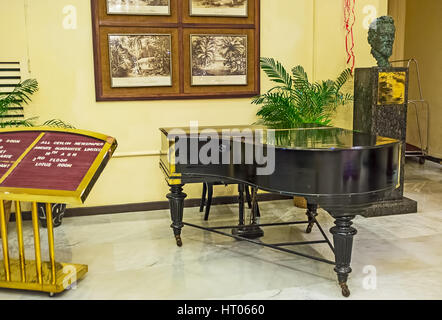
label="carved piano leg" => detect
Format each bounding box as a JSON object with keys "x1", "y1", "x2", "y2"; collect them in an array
[
  {"x1": 305, "y1": 203, "x2": 318, "y2": 233},
  {"x1": 330, "y1": 216, "x2": 357, "y2": 297},
  {"x1": 167, "y1": 184, "x2": 187, "y2": 247}
]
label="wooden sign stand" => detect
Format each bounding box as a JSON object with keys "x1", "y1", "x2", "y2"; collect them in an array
[{"x1": 0, "y1": 127, "x2": 117, "y2": 296}]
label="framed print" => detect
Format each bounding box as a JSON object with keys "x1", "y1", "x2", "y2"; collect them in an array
[
  {"x1": 190, "y1": 34, "x2": 247, "y2": 86},
  {"x1": 189, "y1": 0, "x2": 248, "y2": 17},
  {"x1": 108, "y1": 34, "x2": 172, "y2": 87},
  {"x1": 106, "y1": 0, "x2": 171, "y2": 16}
]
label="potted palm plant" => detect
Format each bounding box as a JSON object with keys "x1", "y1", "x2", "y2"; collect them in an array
[
  {"x1": 253, "y1": 57, "x2": 353, "y2": 127},
  {"x1": 0, "y1": 79, "x2": 73, "y2": 229},
  {"x1": 253, "y1": 58, "x2": 353, "y2": 207}
]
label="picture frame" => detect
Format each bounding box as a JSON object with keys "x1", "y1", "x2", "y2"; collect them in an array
[
  {"x1": 189, "y1": 0, "x2": 248, "y2": 17},
  {"x1": 190, "y1": 34, "x2": 248, "y2": 86},
  {"x1": 91, "y1": 0, "x2": 260, "y2": 101},
  {"x1": 108, "y1": 33, "x2": 173, "y2": 88},
  {"x1": 106, "y1": 0, "x2": 171, "y2": 16}
]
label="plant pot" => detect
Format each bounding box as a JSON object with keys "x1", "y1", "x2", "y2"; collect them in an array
[
  {"x1": 293, "y1": 196, "x2": 307, "y2": 209},
  {"x1": 37, "y1": 203, "x2": 66, "y2": 228},
  {"x1": 0, "y1": 200, "x2": 12, "y2": 238}
]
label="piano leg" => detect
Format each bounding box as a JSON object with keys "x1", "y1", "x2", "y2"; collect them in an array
[
  {"x1": 167, "y1": 184, "x2": 187, "y2": 247},
  {"x1": 330, "y1": 215, "x2": 357, "y2": 297},
  {"x1": 305, "y1": 203, "x2": 318, "y2": 233}
]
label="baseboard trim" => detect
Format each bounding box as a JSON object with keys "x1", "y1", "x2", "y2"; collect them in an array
[
  {"x1": 7, "y1": 193, "x2": 292, "y2": 222},
  {"x1": 64, "y1": 193, "x2": 292, "y2": 218}
]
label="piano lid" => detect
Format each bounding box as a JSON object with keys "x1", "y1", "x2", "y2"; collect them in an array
[{"x1": 159, "y1": 124, "x2": 399, "y2": 151}]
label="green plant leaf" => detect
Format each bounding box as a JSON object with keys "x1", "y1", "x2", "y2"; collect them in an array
[
  {"x1": 260, "y1": 57, "x2": 293, "y2": 89},
  {"x1": 42, "y1": 119, "x2": 75, "y2": 129},
  {"x1": 334, "y1": 68, "x2": 352, "y2": 92},
  {"x1": 255, "y1": 59, "x2": 353, "y2": 128},
  {"x1": 291, "y1": 65, "x2": 310, "y2": 90},
  {"x1": 0, "y1": 79, "x2": 39, "y2": 118}
]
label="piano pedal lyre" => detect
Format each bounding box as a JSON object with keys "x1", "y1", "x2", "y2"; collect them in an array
[{"x1": 0, "y1": 200, "x2": 87, "y2": 295}]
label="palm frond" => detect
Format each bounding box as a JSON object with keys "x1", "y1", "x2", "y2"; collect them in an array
[
  {"x1": 260, "y1": 57, "x2": 292, "y2": 89},
  {"x1": 291, "y1": 65, "x2": 310, "y2": 89},
  {"x1": 0, "y1": 79, "x2": 39, "y2": 111},
  {"x1": 334, "y1": 68, "x2": 352, "y2": 92},
  {"x1": 0, "y1": 117, "x2": 38, "y2": 128},
  {"x1": 255, "y1": 92, "x2": 304, "y2": 128},
  {"x1": 0, "y1": 79, "x2": 74, "y2": 130},
  {"x1": 255, "y1": 59, "x2": 353, "y2": 128},
  {"x1": 42, "y1": 119, "x2": 75, "y2": 129}
]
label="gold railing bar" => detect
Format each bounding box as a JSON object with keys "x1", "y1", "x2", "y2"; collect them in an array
[
  {"x1": 31, "y1": 202, "x2": 42, "y2": 284},
  {"x1": 15, "y1": 201, "x2": 26, "y2": 282},
  {"x1": 0, "y1": 200, "x2": 10, "y2": 281},
  {"x1": 45, "y1": 203, "x2": 56, "y2": 285}
]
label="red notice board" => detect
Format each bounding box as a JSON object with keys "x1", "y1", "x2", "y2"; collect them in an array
[{"x1": 0, "y1": 128, "x2": 117, "y2": 204}]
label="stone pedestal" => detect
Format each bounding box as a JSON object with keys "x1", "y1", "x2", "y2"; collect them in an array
[{"x1": 353, "y1": 67, "x2": 417, "y2": 217}]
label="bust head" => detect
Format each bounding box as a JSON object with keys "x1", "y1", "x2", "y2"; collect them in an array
[{"x1": 368, "y1": 16, "x2": 396, "y2": 68}]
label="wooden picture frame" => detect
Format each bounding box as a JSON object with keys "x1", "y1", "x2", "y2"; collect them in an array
[
  {"x1": 91, "y1": 0, "x2": 260, "y2": 101},
  {"x1": 189, "y1": 0, "x2": 248, "y2": 18},
  {"x1": 106, "y1": 0, "x2": 171, "y2": 16}
]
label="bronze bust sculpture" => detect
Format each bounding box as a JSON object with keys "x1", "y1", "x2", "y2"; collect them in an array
[{"x1": 368, "y1": 16, "x2": 396, "y2": 68}]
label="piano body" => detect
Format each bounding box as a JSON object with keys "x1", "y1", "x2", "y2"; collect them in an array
[{"x1": 159, "y1": 124, "x2": 401, "y2": 297}]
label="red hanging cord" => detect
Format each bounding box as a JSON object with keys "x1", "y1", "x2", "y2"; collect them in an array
[{"x1": 344, "y1": 0, "x2": 356, "y2": 74}]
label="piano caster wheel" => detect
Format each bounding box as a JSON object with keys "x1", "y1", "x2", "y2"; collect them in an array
[
  {"x1": 49, "y1": 292, "x2": 55, "y2": 298},
  {"x1": 306, "y1": 223, "x2": 314, "y2": 234},
  {"x1": 340, "y1": 283, "x2": 350, "y2": 298},
  {"x1": 175, "y1": 235, "x2": 183, "y2": 247}
]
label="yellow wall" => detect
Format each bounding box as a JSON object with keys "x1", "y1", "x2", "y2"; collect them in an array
[
  {"x1": 388, "y1": 0, "x2": 406, "y2": 62},
  {"x1": 314, "y1": 0, "x2": 388, "y2": 129},
  {"x1": 404, "y1": 0, "x2": 442, "y2": 159},
  {"x1": 0, "y1": 0, "x2": 387, "y2": 208}
]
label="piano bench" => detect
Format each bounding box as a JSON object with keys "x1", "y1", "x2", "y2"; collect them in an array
[{"x1": 199, "y1": 182, "x2": 252, "y2": 221}]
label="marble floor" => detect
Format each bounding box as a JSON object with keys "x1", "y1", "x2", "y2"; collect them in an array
[{"x1": 0, "y1": 159, "x2": 441, "y2": 300}]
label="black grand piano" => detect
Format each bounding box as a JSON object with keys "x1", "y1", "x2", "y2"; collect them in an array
[{"x1": 159, "y1": 124, "x2": 401, "y2": 297}]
